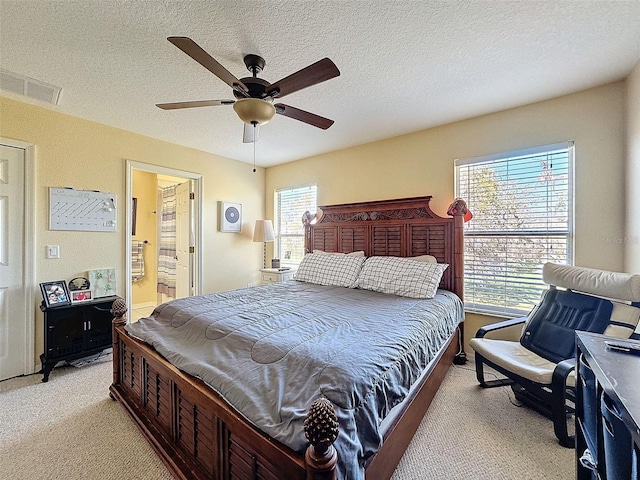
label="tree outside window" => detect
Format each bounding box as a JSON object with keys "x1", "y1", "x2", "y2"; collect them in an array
[
  {"x1": 456, "y1": 142, "x2": 573, "y2": 316},
  {"x1": 275, "y1": 185, "x2": 317, "y2": 265}
]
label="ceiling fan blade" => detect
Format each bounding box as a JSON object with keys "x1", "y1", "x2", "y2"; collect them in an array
[
  {"x1": 167, "y1": 37, "x2": 248, "y2": 94},
  {"x1": 156, "y1": 99, "x2": 235, "y2": 110},
  {"x1": 275, "y1": 104, "x2": 334, "y2": 129},
  {"x1": 267, "y1": 58, "x2": 340, "y2": 99},
  {"x1": 243, "y1": 123, "x2": 260, "y2": 143}
]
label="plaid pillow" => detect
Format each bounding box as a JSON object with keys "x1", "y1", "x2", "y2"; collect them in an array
[
  {"x1": 294, "y1": 253, "x2": 366, "y2": 288},
  {"x1": 357, "y1": 256, "x2": 449, "y2": 299}
]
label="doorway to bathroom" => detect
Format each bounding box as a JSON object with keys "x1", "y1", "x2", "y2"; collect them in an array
[{"x1": 126, "y1": 161, "x2": 202, "y2": 321}]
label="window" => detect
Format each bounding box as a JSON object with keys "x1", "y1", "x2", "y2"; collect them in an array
[
  {"x1": 275, "y1": 185, "x2": 317, "y2": 265},
  {"x1": 455, "y1": 142, "x2": 574, "y2": 317}
]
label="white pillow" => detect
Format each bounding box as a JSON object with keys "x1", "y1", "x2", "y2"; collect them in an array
[
  {"x1": 356, "y1": 256, "x2": 448, "y2": 299},
  {"x1": 409, "y1": 255, "x2": 437, "y2": 263},
  {"x1": 372, "y1": 254, "x2": 436, "y2": 263},
  {"x1": 294, "y1": 253, "x2": 366, "y2": 288},
  {"x1": 313, "y1": 249, "x2": 365, "y2": 257}
]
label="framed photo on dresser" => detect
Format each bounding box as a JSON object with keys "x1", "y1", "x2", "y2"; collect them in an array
[
  {"x1": 71, "y1": 289, "x2": 92, "y2": 303},
  {"x1": 40, "y1": 280, "x2": 72, "y2": 308}
]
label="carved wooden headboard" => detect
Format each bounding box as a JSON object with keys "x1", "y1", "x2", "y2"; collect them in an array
[{"x1": 305, "y1": 196, "x2": 465, "y2": 299}]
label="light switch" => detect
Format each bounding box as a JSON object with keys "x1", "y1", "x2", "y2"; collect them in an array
[{"x1": 46, "y1": 245, "x2": 60, "y2": 259}]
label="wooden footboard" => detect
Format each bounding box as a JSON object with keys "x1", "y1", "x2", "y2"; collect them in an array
[
  {"x1": 110, "y1": 314, "x2": 460, "y2": 480},
  {"x1": 111, "y1": 315, "x2": 312, "y2": 480}
]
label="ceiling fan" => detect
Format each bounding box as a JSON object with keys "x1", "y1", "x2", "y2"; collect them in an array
[{"x1": 156, "y1": 37, "x2": 341, "y2": 143}]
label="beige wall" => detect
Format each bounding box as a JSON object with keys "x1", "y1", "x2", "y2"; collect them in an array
[
  {"x1": 626, "y1": 60, "x2": 640, "y2": 272},
  {"x1": 266, "y1": 82, "x2": 628, "y2": 349},
  {"x1": 0, "y1": 97, "x2": 266, "y2": 364},
  {"x1": 131, "y1": 169, "x2": 158, "y2": 305},
  {"x1": 2, "y1": 78, "x2": 632, "y2": 362}
]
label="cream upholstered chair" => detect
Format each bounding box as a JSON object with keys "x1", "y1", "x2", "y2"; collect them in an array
[{"x1": 469, "y1": 263, "x2": 640, "y2": 448}]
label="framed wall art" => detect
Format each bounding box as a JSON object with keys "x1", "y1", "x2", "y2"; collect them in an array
[
  {"x1": 219, "y1": 201, "x2": 242, "y2": 232},
  {"x1": 132, "y1": 197, "x2": 138, "y2": 235},
  {"x1": 88, "y1": 268, "x2": 116, "y2": 298}
]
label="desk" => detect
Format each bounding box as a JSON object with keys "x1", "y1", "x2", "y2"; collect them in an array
[{"x1": 575, "y1": 332, "x2": 640, "y2": 479}]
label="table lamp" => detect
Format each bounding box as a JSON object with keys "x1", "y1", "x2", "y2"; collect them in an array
[{"x1": 253, "y1": 220, "x2": 275, "y2": 268}]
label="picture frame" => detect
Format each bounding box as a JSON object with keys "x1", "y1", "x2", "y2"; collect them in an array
[
  {"x1": 40, "y1": 280, "x2": 72, "y2": 308},
  {"x1": 88, "y1": 268, "x2": 116, "y2": 298},
  {"x1": 132, "y1": 197, "x2": 138, "y2": 236},
  {"x1": 71, "y1": 289, "x2": 92, "y2": 303},
  {"x1": 219, "y1": 201, "x2": 242, "y2": 232}
]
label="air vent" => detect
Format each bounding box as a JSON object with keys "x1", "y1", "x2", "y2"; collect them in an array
[{"x1": 0, "y1": 69, "x2": 61, "y2": 105}]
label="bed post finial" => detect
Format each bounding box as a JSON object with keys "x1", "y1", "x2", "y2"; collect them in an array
[
  {"x1": 302, "y1": 211, "x2": 317, "y2": 254},
  {"x1": 304, "y1": 397, "x2": 339, "y2": 480},
  {"x1": 110, "y1": 297, "x2": 127, "y2": 324}
]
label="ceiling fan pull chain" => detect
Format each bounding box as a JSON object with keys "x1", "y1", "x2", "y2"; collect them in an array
[{"x1": 253, "y1": 123, "x2": 257, "y2": 172}]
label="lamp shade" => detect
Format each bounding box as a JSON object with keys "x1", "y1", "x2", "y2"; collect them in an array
[
  {"x1": 253, "y1": 219, "x2": 275, "y2": 242},
  {"x1": 233, "y1": 98, "x2": 276, "y2": 126}
]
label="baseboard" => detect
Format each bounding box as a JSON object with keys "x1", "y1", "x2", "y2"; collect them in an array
[{"x1": 132, "y1": 302, "x2": 155, "y2": 310}]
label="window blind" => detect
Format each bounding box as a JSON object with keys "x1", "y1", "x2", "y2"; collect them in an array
[
  {"x1": 455, "y1": 142, "x2": 574, "y2": 316},
  {"x1": 275, "y1": 185, "x2": 317, "y2": 265}
]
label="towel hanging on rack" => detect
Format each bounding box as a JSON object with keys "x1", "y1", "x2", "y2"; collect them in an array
[{"x1": 131, "y1": 240, "x2": 146, "y2": 282}]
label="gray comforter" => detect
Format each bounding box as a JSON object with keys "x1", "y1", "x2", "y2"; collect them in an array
[{"x1": 126, "y1": 281, "x2": 463, "y2": 479}]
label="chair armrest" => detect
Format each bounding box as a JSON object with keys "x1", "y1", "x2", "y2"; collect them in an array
[
  {"x1": 551, "y1": 358, "x2": 577, "y2": 448},
  {"x1": 476, "y1": 316, "x2": 527, "y2": 339},
  {"x1": 553, "y1": 358, "x2": 576, "y2": 380}
]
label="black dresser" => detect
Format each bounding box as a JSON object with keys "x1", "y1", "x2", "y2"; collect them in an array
[
  {"x1": 39, "y1": 296, "x2": 116, "y2": 382},
  {"x1": 576, "y1": 332, "x2": 640, "y2": 480}
]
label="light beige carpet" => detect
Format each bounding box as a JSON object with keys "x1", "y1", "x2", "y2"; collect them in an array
[
  {"x1": 391, "y1": 364, "x2": 574, "y2": 480},
  {"x1": 0, "y1": 356, "x2": 573, "y2": 480}
]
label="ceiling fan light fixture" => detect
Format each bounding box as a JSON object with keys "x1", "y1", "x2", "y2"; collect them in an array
[{"x1": 233, "y1": 98, "x2": 276, "y2": 126}]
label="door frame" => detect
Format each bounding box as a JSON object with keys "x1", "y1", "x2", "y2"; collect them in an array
[
  {"x1": 1, "y1": 137, "x2": 36, "y2": 374},
  {"x1": 126, "y1": 161, "x2": 203, "y2": 317},
  {"x1": 174, "y1": 180, "x2": 193, "y2": 300}
]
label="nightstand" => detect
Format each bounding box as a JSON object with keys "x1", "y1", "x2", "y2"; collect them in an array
[{"x1": 260, "y1": 268, "x2": 297, "y2": 284}]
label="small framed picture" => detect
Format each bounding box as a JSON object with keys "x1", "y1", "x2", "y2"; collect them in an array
[
  {"x1": 132, "y1": 197, "x2": 138, "y2": 236},
  {"x1": 219, "y1": 201, "x2": 242, "y2": 232},
  {"x1": 71, "y1": 289, "x2": 92, "y2": 303},
  {"x1": 40, "y1": 280, "x2": 72, "y2": 308}
]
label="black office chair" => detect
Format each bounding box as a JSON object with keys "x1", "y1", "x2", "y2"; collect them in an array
[{"x1": 470, "y1": 263, "x2": 640, "y2": 448}]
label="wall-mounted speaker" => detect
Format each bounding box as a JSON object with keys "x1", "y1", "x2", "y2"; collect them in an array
[{"x1": 219, "y1": 201, "x2": 242, "y2": 232}]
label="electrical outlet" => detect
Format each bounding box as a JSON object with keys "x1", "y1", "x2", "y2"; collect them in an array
[
  {"x1": 46, "y1": 245, "x2": 60, "y2": 259},
  {"x1": 247, "y1": 282, "x2": 254, "y2": 288}
]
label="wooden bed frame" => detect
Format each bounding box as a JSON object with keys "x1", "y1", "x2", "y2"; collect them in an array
[{"x1": 110, "y1": 195, "x2": 465, "y2": 480}]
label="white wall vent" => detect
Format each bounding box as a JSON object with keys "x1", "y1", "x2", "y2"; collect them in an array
[{"x1": 0, "y1": 69, "x2": 61, "y2": 105}]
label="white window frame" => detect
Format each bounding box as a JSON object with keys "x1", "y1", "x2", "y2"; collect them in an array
[
  {"x1": 274, "y1": 184, "x2": 317, "y2": 266},
  {"x1": 455, "y1": 141, "x2": 575, "y2": 317}
]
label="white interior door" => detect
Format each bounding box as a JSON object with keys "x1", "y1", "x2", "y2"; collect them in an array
[
  {"x1": 175, "y1": 180, "x2": 192, "y2": 299},
  {"x1": 0, "y1": 145, "x2": 27, "y2": 380}
]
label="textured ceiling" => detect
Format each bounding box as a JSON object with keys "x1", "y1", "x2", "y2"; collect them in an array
[{"x1": 1, "y1": 1, "x2": 640, "y2": 168}]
